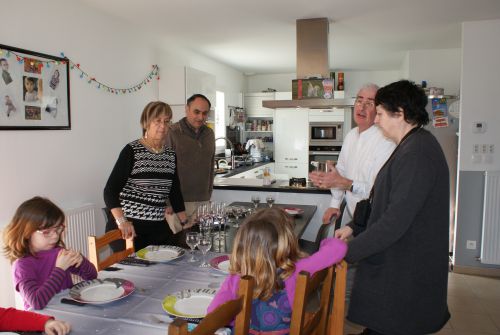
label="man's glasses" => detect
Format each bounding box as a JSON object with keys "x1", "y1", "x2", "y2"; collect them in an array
[
  {"x1": 354, "y1": 98, "x2": 375, "y2": 108},
  {"x1": 36, "y1": 224, "x2": 65, "y2": 238}
]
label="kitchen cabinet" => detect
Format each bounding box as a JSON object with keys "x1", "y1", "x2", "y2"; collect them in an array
[
  {"x1": 244, "y1": 92, "x2": 275, "y2": 117},
  {"x1": 274, "y1": 108, "x2": 309, "y2": 178},
  {"x1": 308, "y1": 108, "x2": 344, "y2": 123},
  {"x1": 159, "y1": 66, "x2": 215, "y2": 107}
]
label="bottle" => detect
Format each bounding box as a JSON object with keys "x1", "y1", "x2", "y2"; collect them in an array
[
  {"x1": 337, "y1": 72, "x2": 344, "y2": 91},
  {"x1": 263, "y1": 167, "x2": 272, "y2": 186}
]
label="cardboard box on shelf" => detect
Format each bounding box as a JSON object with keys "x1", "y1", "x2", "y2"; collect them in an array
[{"x1": 292, "y1": 78, "x2": 334, "y2": 99}]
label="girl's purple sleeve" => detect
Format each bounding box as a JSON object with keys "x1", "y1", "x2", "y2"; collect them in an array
[
  {"x1": 17, "y1": 267, "x2": 67, "y2": 310},
  {"x1": 285, "y1": 237, "x2": 347, "y2": 307},
  {"x1": 207, "y1": 274, "x2": 240, "y2": 314},
  {"x1": 69, "y1": 257, "x2": 97, "y2": 280}
]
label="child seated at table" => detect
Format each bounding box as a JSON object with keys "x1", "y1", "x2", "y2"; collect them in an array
[
  {"x1": 207, "y1": 207, "x2": 347, "y2": 334},
  {"x1": 0, "y1": 307, "x2": 71, "y2": 334},
  {"x1": 3, "y1": 196, "x2": 98, "y2": 310}
]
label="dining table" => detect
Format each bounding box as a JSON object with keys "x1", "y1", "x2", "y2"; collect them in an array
[
  {"x1": 35, "y1": 202, "x2": 317, "y2": 335},
  {"x1": 36, "y1": 250, "x2": 229, "y2": 335},
  {"x1": 217, "y1": 201, "x2": 317, "y2": 253}
]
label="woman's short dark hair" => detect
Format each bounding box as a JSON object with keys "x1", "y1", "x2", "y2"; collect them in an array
[
  {"x1": 375, "y1": 80, "x2": 429, "y2": 127},
  {"x1": 187, "y1": 94, "x2": 211, "y2": 110}
]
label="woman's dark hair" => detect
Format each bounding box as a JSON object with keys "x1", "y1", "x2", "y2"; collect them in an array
[
  {"x1": 375, "y1": 80, "x2": 429, "y2": 126},
  {"x1": 187, "y1": 94, "x2": 211, "y2": 110}
]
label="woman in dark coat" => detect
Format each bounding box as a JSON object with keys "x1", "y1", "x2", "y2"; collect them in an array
[{"x1": 335, "y1": 80, "x2": 450, "y2": 335}]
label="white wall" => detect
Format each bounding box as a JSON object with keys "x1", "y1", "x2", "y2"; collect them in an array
[
  {"x1": 407, "y1": 49, "x2": 462, "y2": 96},
  {"x1": 459, "y1": 21, "x2": 500, "y2": 172},
  {"x1": 0, "y1": 0, "x2": 245, "y2": 308}
]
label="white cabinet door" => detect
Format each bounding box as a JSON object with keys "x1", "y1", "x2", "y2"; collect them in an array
[
  {"x1": 244, "y1": 93, "x2": 275, "y2": 117},
  {"x1": 274, "y1": 162, "x2": 309, "y2": 179},
  {"x1": 274, "y1": 109, "x2": 309, "y2": 163}
]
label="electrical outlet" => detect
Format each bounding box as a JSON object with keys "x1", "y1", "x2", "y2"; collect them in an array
[
  {"x1": 466, "y1": 240, "x2": 477, "y2": 250},
  {"x1": 473, "y1": 144, "x2": 480, "y2": 154},
  {"x1": 489, "y1": 144, "x2": 495, "y2": 154},
  {"x1": 481, "y1": 144, "x2": 488, "y2": 153}
]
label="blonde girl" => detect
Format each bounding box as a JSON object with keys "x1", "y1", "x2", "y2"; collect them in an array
[
  {"x1": 207, "y1": 208, "x2": 347, "y2": 334},
  {"x1": 3, "y1": 197, "x2": 97, "y2": 310}
]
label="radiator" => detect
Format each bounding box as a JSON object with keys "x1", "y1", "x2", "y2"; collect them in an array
[
  {"x1": 480, "y1": 171, "x2": 500, "y2": 265},
  {"x1": 64, "y1": 204, "x2": 96, "y2": 259}
]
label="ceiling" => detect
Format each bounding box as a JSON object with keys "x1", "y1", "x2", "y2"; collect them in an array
[{"x1": 77, "y1": 0, "x2": 500, "y2": 74}]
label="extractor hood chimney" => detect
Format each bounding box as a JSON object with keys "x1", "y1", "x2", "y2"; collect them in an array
[{"x1": 263, "y1": 18, "x2": 354, "y2": 109}]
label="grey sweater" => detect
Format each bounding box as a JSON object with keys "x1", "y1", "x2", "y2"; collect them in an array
[
  {"x1": 165, "y1": 117, "x2": 215, "y2": 202},
  {"x1": 346, "y1": 128, "x2": 450, "y2": 335}
]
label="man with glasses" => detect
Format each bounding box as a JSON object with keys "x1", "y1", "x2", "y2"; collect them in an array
[
  {"x1": 165, "y1": 94, "x2": 215, "y2": 236},
  {"x1": 310, "y1": 83, "x2": 395, "y2": 227}
]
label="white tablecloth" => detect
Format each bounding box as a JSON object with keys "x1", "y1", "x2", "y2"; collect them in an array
[{"x1": 37, "y1": 251, "x2": 227, "y2": 335}]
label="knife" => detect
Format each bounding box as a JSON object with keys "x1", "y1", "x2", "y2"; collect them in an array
[{"x1": 60, "y1": 298, "x2": 86, "y2": 306}]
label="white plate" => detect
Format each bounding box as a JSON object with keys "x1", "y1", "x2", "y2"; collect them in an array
[
  {"x1": 69, "y1": 278, "x2": 135, "y2": 304},
  {"x1": 162, "y1": 288, "x2": 216, "y2": 318},
  {"x1": 284, "y1": 207, "x2": 304, "y2": 216},
  {"x1": 209, "y1": 255, "x2": 230, "y2": 273},
  {"x1": 136, "y1": 245, "x2": 185, "y2": 262}
]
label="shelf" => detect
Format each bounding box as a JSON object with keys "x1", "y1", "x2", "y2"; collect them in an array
[{"x1": 244, "y1": 130, "x2": 273, "y2": 133}]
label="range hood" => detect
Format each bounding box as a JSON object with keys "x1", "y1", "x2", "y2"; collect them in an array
[{"x1": 263, "y1": 18, "x2": 354, "y2": 109}]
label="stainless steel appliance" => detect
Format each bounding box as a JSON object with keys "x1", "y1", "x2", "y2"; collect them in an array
[
  {"x1": 309, "y1": 122, "x2": 343, "y2": 146},
  {"x1": 308, "y1": 144, "x2": 342, "y2": 172}
]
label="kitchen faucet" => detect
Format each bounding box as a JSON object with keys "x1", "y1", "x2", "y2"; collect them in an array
[{"x1": 215, "y1": 137, "x2": 236, "y2": 169}]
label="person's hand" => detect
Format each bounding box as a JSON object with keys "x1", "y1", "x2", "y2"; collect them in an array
[
  {"x1": 55, "y1": 249, "x2": 81, "y2": 270},
  {"x1": 323, "y1": 207, "x2": 340, "y2": 224},
  {"x1": 118, "y1": 221, "x2": 136, "y2": 240},
  {"x1": 182, "y1": 218, "x2": 197, "y2": 230},
  {"x1": 334, "y1": 226, "x2": 353, "y2": 241},
  {"x1": 66, "y1": 249, "x2": 83, "y2": 267},
  {"x1": 308, "y1": 171, "x2": 325, "y2": 187},
  {"x1": 165, "y1": 206, "x2": 173, "y2": 215},
  {"x1": 44, "y1": 319, "x2": 71, "y2": 335}
]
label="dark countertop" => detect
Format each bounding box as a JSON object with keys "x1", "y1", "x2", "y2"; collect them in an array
[
  {"x1": 214, "y1": 180, "x2": 330, "y2": 194},
  {"x1": 219, "y1": 202, "x2": 317, "y2": 252},
  {"x1": 213, "y1": 160, "x2": 330, "y2": 194}
]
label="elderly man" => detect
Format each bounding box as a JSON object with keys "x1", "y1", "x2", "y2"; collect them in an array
[
  {"x1": 310, "y1": 83, "x2": 395, "y2": 226},
  {"x1": 165, "y1": 94, "x2": 215, "y2": 234}
]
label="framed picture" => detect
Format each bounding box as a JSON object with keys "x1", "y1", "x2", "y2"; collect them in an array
[{"x1": 0, "y1": 44, "x2": 70, "y2": 130}]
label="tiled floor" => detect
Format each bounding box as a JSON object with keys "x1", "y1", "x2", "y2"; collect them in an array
[{"x1": 343, "y1": 272, "x2": 500, "y2": 335}]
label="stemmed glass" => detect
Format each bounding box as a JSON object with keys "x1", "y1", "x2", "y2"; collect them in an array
[
  {"x1": 251, "y1": 195, "x2": 261, "y2": 210},
  {"x1": 232, "y1": 206, "x2": 243, "y2": 228},
  {"x1": 266, "y1": 195, "x2": 275, "y2": 208},
  {"x1": 198, "y1": 235, "x2": 212, "y2": 267},
  {"x1": 185, "y1": 232, "x2": 200, "y2": 262}
]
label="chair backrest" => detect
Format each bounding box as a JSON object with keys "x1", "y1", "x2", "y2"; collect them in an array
[
  {"x1": 290, "y1": 265, "x2": 334, "y2": 335},
  {"x1": 168, "y1": 275, "x2": 254, "y2": 335},
  {"x1": 88, "y1": 229, "x2": 134, "y2": 271},
  {"x1": 290, "y1": 260, "x2": 348, "y2": 335},
  {"x1": 328, "y1": 260, "x2": 347, "y2": 335}
]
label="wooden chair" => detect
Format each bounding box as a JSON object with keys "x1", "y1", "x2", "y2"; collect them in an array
[
  {"x1": 88, "y1": 229, "x2": 134, "y2": 271},
  {"x1": 168, "y1": 275, "x2": 254, "y2": 335},
  {"x1": 290, "y1": 260, "x2": 348, "y2": 335},
  {"x1": 328, "y1": 260, "x2": 347, "y2": 335}
]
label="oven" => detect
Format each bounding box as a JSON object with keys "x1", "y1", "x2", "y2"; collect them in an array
[
  {"x1": 308, "y1": 145, "x2": 342, "y2": 172},
  {"x1": 309, "y1": 122, "x2": 343, "y2": 146}
]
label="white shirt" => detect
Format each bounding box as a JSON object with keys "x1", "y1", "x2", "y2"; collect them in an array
[{"x1": 330, "y1": 125, "x2": 396, "y2": 215}]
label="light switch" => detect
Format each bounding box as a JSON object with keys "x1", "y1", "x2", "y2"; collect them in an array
[{"x1": 472, "y1": 121, "x2": 487, "y2": 133}]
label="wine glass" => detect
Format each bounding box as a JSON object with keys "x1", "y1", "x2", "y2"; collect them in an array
[
  {"x1": 198, "y1": 235, "x2": 212, "y2": 267},
  {"x1": 251, "y1": 195, "x2": 261, "y2": 210},
  {"x1": 232, "y1": 206, "x2": 243, "y2": 228},
  {"x1": 185, "y1": 232, "x2": 200, "y2": 262},
  {"x1": 266, "y1": 195, "x2": 275, "y2": 208}
]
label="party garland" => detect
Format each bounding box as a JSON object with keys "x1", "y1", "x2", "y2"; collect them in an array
[{"x1": 0, "y1": 48, "x2": 159, "y2": 95}]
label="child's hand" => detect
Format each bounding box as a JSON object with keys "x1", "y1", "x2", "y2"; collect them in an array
[
  {"x1": 67, "y1": 249, "x2": 84, "y2": 268},
  {"x1": 44, "y1": 319, "x2": 71, "y2": 335},
  {"x1": 55, "y1": 249, "x2": 81, "y2": 270}
]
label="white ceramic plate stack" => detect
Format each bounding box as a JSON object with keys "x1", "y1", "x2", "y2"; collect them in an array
[{"x1": 136, "y1": 245, "x2": 185, "y2": 263}]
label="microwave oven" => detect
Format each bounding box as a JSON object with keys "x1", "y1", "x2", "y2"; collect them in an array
[{"x1": 309, "y1": 122, "x2": 343, "y2": 146}]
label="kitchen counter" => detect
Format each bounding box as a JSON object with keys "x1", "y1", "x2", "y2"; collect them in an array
[
  {"x1": 214, "y1": 179, "x2": 330, "y2": 194},
  {"x1": 215, "y1": 161, "x2": 271, "y2": 178}
]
